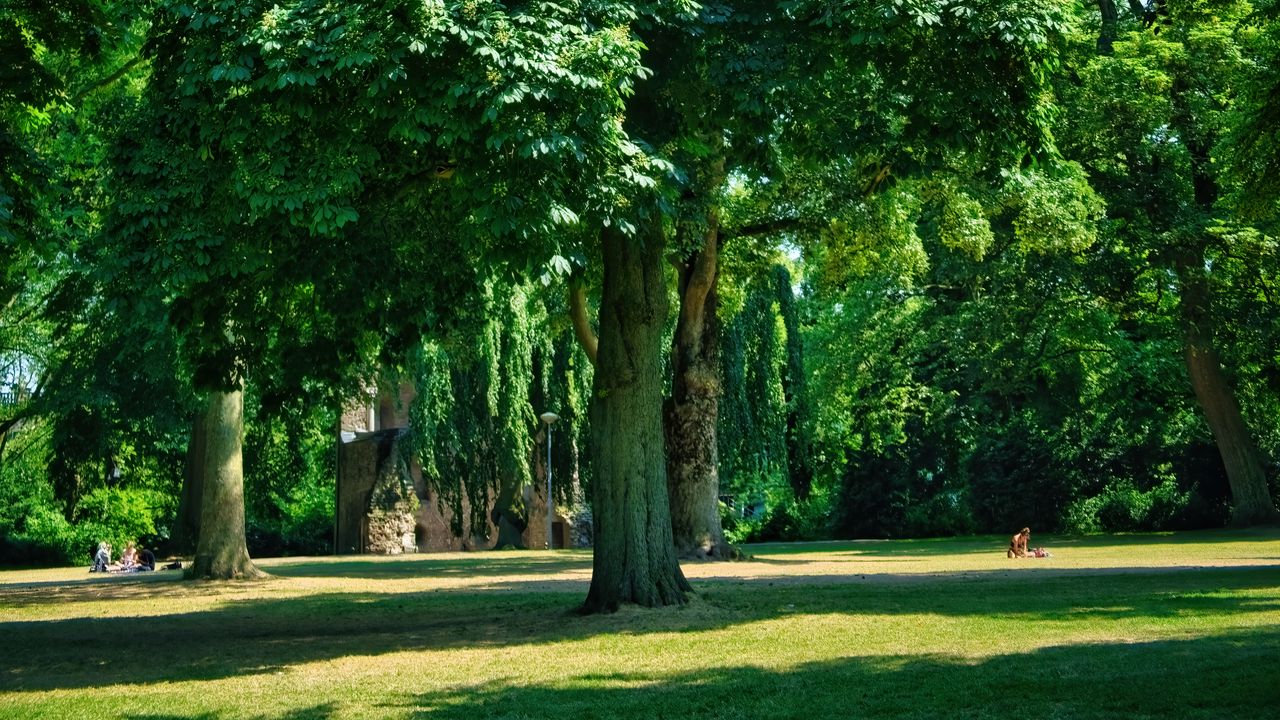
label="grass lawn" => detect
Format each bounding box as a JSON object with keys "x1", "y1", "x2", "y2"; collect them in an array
[{"x1": 1, "y1": 528, "x2": 1278, "y2": 719}]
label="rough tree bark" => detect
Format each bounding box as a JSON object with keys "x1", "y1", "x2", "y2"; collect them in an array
[
  {"x1": 189, "y1": 389, "x2": 266, "y2": 579},
  {"x1": 172, "y1": 415, "x2": 207, "y2": 555},
  {"x1": 1176, "y1": 254, "x2": 1280, "y2": 527},
  {"x1": 666, "y1": 219, "x2": 733, "y2": 560},
  {"x1": 492, "y1": 471, "x2": 529, "y2": 548},
  {"x1": 582, "y1": 223, "x2": 691, "y2": 613}
]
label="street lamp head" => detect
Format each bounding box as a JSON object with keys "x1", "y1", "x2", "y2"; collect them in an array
[{"x1": 539, "y1": 412, "x2": 560, "y2": 425}]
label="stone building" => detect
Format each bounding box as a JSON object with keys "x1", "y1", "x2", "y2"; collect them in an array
[{"x1": 334, "y1": 382, "x2": 573, "y2": 554}]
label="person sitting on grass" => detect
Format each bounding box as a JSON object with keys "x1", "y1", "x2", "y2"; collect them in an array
[
  {"x1": 90, "y1": 542, "x2": 111, "y2": 572},
  {"x1": 119, "y1": 542, "x2": 138, "y2": 571},
  {"x1": 137, "y1": 546, "x2": 156, "y2": 572},
  {"x1": 1007, "y1": 527, "x2": 1031, "y2": 558}
]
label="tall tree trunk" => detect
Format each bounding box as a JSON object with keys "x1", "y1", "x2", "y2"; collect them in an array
[
  {"x1": 189, "y1": 388, "x2": 265, "y2": 579},
  {"x1": 1097, "y1": 0, "x2": 1119, "y2": 54},
  {"x1": 492, "y1": 470, "x2": 529, "y2": 549},
  {"x1": 173, "y1": 415, "x2": 206, "y2": 555},
  {"x1": 666, "y1": 229, "x2": 733, "y2": 559},
  {"x1": 1177, "y1": 254, "x2": 1280, "y2": 527},
  {"x1": 582, "y1": 223, "x2": 691, "y2": 613}
]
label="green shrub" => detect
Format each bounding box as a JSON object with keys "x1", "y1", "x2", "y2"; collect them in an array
[
  {"x1": 903, "y1": 489, "x2": 977, "y2": 538},
  {"x1": 74, "y1": 486, "x2": 174, "y2": 553},
  {"x1": 247, "y1": 473, "x2": 335, "y2": 556},
  {"x1": 0, "y1": 444, "x2": 91, "y2": 564},
  {"x1": 1063, "y1": 471, "x2": 1194, "y2": 534},
  {"x1": 727, "y1": 487, "x2": 831, "y2": 543},
  {"x1": 0, "y1": 503, "x2": 88, "y2": 565}
]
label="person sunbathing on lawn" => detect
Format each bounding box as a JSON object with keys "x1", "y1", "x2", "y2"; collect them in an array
[{"x1": 1008, "y1": 527, "x2": 1031, "y2": 558}]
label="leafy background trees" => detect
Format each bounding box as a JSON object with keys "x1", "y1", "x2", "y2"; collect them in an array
[{"x1": 0, "y1": 0, "x2": 1276, "y2": 609}]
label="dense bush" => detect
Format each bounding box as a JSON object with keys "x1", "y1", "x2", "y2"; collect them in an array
[
  {"x1": 242, "y1": 395, "x2": 337, "y2": 556},
  {"x1": 725, "y1": 485, "x2": 831, "y2": 544},
  {"x1": 245, "y1": 476, "x2": 335, "y2": 557},
  {"x1": 0, "y1": 504, "x2": 85, "y2": 565},
  {"x1": 0, "y1": 438, "x2": 86, "y2": 565},
  {"x1": 73, "y1": 486, "x2": 175, "y2": 555},
  {"x1": 1062, "y1": 472, "x2": 1229, "y2": 534}
]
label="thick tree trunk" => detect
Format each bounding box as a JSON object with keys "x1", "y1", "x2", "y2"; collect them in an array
[
  {"x1": 1177, "y1": 256, "x2": 1280, "y2": 527},
  {"x1": 172, "y1": 415, "x2": 206, "y2": 555},
  {"x1": 189, "y1": 389, "x2": 265, "y2": 579},
  {"x1": 1183, "y1": 343, "x2": 1279, "y2": 525},
  {"x1": 492, "y1": 472, "x2": 528, "y2": 549},
  {"x1": 666, "y1": 231, "x2": 733, "y2": 559},
  {"x1": 1097, "y1": 0, "x2": 1118, "y2": 54},
  {"x1": 582, "y1": 223, "x2": 691, "y2": 613}
]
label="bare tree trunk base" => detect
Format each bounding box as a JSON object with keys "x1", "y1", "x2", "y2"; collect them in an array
[
  {"x1": 1229, "y1": 506, "x2": 1280, "y2": 529},
  {"x1": 186, "y1": 556, "x2": 268, "y2": 581}
]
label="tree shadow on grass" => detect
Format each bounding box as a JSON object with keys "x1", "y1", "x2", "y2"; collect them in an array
[
  {"x1": 0, "y1": 572, "x2": 218, "y2": 608},
  {"x1": 263, "y1": 553, "x2": 591, "y2": 580},
  {"x1": 122, "y1": 705, "x2": 338, "y2": 720},
  {"x1": 0, "y1": 555, "x2": 595, "y2": 609},
  {"x1": 1, "y1": 567, "x2": 1276, "y2": 694},
  {"x1": 398, "y1": 631, "x2": 1280, "y2": 719}
]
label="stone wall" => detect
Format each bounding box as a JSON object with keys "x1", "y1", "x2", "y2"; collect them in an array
[
  {"x1": 335, "y1": 433, "x2": 380, "y2": 554},
  {"x1": 337, "y1": 428, "x2": 513, "y2": 553},
  {"x1": 364, "y1": 439, "x2": 417, "y2": 554},
  {"x1": 335, "y1": 379, "x2": 589, "y2": 554}
]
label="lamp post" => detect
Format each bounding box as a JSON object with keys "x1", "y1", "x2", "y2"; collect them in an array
[{"x1": 539, "y1": 412, "x2": 560, "y2": 549}]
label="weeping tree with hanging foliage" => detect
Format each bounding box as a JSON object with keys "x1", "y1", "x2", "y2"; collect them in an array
[
  {"x1": 409, "y1": 281, "x2": 537, "y2": 544},
  {"x1": 718, "y1": 261, "x2": 813, "y2": 529},
  {"x1": 407, "y1": 279, "x2": 593, "y2": 548},
  {"x1": 718, "y1": 268, "x2": 788, "y2": 509}
]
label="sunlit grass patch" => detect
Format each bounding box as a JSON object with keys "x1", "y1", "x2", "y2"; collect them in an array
[{"x1": 1, "y1": 528, "x2": 1278, "y2": 719}]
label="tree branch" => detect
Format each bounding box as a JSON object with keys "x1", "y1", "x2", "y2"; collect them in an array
[
  {"x1": 674, "y1": 229, "x2": 719, "y2": 351},
  {"x1": 722, "y1": 215, "x2": 816, "y2": 241},
  {"x1": 568, "y1": 277, "x2": 598, "y2": 367},
  {"x1": 71, "y1": 55, "x2": 146, "y2": 104}
]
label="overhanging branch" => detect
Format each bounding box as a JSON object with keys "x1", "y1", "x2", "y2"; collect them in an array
[
  {"x1": 568, "y1": 278, "x2": 598, "y2": 367},
  {"x1": 71, "y1": 55, "x2": 146, "y2": 104}
]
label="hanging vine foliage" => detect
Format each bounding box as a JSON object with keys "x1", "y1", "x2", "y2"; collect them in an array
[
  {"x1": 772, "y1": 265, "x2": 815, "y2": 498},
  {"x1": 406, "y1": 277, "x2": 591, "y2": 540},
  {"x1": 718, "y1": 268, "x2": 790, "y2": 504}
]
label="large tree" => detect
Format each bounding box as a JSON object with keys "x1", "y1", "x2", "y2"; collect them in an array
[
  {"x1": 103, "y1": 0, "x2": 652, "y2": 582},
  {"x1": 1061, "y1": 0, "x2": 1280, "y2": 526},
  {"x1": 642, "y1": 0, "x2": 1079, "y2": 558}
]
